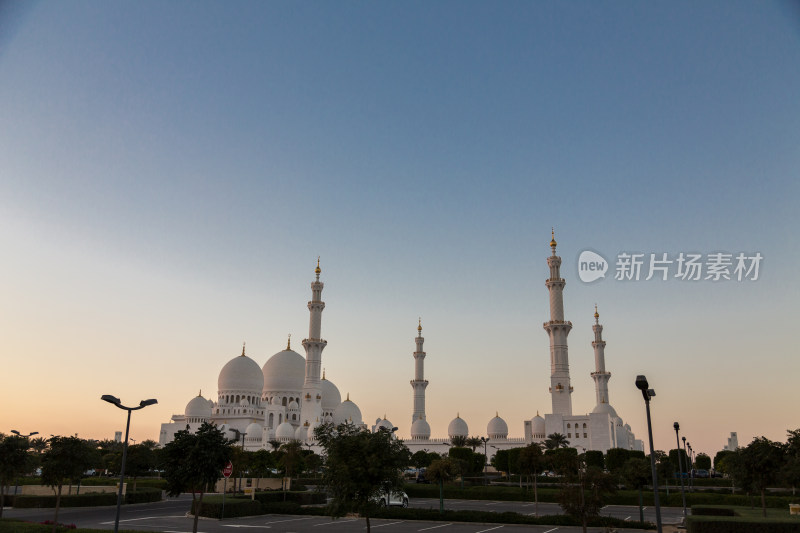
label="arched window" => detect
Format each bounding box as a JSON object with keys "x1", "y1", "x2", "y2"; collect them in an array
[
  {"x1": 282, "y1": 397, "x2": 288, "y2": 407},
  {"x1": 268, "y1": 413, "x2": 274, "y2": 427},
  {"x1": 567, "y1": 423, "x2": 571, "y2": 428},
  {"x1": 583, "y1": 423, "x2": 587, "y2": 428},
  {"x1": 236, "y1": 395, "x2": 240, "y2": 403},
  {"x1": 279, "y1": 414, "x2": 283, "y2": 424}
]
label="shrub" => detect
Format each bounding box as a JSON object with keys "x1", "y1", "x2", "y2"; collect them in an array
[
  {"x1": 691, "y1": 506, "x2": 736, "y2": 516},
  {"x1": 686, "y1": 516, "x2": 800, "y2": 533}
]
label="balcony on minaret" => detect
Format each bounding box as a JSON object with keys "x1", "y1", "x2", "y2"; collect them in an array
[
  {"x1": 543, "y1": 320, "x2": 572, "y2": 327},
  {"x1": 549, "y1": 383, "x2": 573, "y2": 393},
  {"x1": 591, "y1": 371, "x2": 611, "y2": 377}
]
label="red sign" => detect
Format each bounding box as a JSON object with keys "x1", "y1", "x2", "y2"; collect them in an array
[{"x1": 223, "y1": 461, "x2": 233, "y2": 478}]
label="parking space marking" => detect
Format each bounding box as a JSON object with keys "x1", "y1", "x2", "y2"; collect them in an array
[
  {"x1": 475, "y1": 526, "x2": 505, "y2": 532},
  {"x1": 262, "y1": 517, "x2": 316, "y2": 525},
  {"x1": 312, "y1": 519, "x2": 359, "y2": 527},
  {"x1": 542, "y1": 528, "x2": 559, "y2": 533},
  {"x1": 368, "y1": 521, "x2": 404, "y2": 528},
  {"x1": 417, "y1": 524, "x2": 453, "y2": 531}
]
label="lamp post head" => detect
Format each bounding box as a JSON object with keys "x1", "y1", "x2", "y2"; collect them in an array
[
  {"x1": 102, "y1": 395, "x2": 121, "y2": 407},
  {"x1": 674, "y1": 422, "x2": 680, "y2": 431},
  {"x1": 682, "y1": 436, "x2": 686, "y2": 444},
  {"x1": 139, "y1": 399, "x2": 158, "y2": 408},
  {"x1": 635, "y1": 375, "x2": 649, "y2": 391}
]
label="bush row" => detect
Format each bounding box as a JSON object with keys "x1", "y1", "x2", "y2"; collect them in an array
[
  {"x1": 403, "y1": 483, "x2": 798, "y2": 508},
  {"x1": 11, "y1": 488, "x2": 161, "y2": 508},
  {"x1": 0, "y1": 518, "x2": 144, "y2": 533}
]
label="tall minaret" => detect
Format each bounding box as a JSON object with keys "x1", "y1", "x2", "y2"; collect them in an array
[
  {"x1": 543, "y1": 229, "x2": 573, "y2": 416},
  {"x1": 590, "y1": 305, "x2": 611, "y2": 407},
  {"x1": 410, "y1": 319, "x2": 429, "y2": 425},
  {"x1": 300, "y1": 258, "x2": 327, "y2": 430}
]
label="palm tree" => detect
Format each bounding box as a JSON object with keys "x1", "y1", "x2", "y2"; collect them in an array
[
  {"x1": 545, "y1": 433, "x2": 570, "y2": 450},
  {"x1": 450, "y1": 435, "x2": 467, "y2": 448},
  {"x1": 465, "y1": 437, "x2": 482, "y2": 452}
]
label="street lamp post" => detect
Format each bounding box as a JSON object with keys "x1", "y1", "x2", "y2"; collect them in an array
[
  {"x1": 10, "y1": 430, "x2": 38, "y2": 496},
  {"x1": 480, "y1": 437, "x2": 490, "y2": 486},
  {"x1": 687, "y1": 443, "x2": 693, "y2": 489},
  {"x1": 673, "y1": 423, "x2": 687, "y2": 521},
  {"x1": 635, "y1": 375, "x2": 662, "y2": 533},
  {"x1": 101, "y1": 395, "x2": 157, "y2": 533}
]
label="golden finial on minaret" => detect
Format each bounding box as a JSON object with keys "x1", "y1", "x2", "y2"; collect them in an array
[
  {"x1": 315, "y1": 256, "x2": 321, "y2": 275},
  {"x1": 241, "y1": 342, "x2": 246, "y2": 356},
  {"x1": 550, "y1": 227, "x2": 557, "y2": 249},
  {"x1": 286, "y1": 334, "x2": 291, "y2": 350},
  {"x1": 418, "y1": 317, "x2": 422, "y2": 334},
  {"x1": 594, "y1": 304, "x2": 599, "y2": 320}
]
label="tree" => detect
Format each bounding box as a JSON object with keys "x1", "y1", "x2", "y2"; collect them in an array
[
  {"x1": 0, "y1": 435, "x2": 31, "y2": 518},
  {"x1": 739, "y1": 437, "x2": 785, "y2": 517},
  {"x1": 411, "y1": 450, "x2": 436, "y2": 469},
  {"x1": 315, "y1": 423, "x2": 410, "y2": 533},
  {"x1": 545, "y1": 433, "x2": 570, "y2": 450},
  {"x1": 557, "y1": 453, "x2": 615, "y2": 533},
  {"x1": 545, "y1": 447, "x2": 578, "y2": 476},
  {"x1": 695, "y1": 453, "x2": 711, "y2": 471},
  {"x1": 784, "y1": 429, "x2": 800, "y2": 496},
  {"x1": 276, "y1": 440, "x2": 304, "y2": 499},
  {"x1": 426, "y1": 457, "x2": 454, "y2": 513},
  {"x1": 620, "y1": 457, "x2": 651, "y2": 522},
  {"x1": 668, "y1": 448, "x2": 691, "y2": 478},
  {"x1": 163, "y1": 422, "x2": 232, "y2": 533},
  {"x1": 585, "y1": 450, "x2": 604, "y2": 470},
  {"x1": 518, "y1": 443, "x2": 544, "y2": 516},
  {"x1": 124, "y1": 443, "x2": 156, "y2": 491},
  {"x1": 41, "y1": 436, "x2": 94, "y2": 533},
  {"x1": 250, "y1": 449, "x2": 275, "y2": 490}
]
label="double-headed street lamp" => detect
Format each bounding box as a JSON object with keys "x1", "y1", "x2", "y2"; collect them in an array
[
  {"x1": 11, "y1": 430, "x2": 38, "y2": 496},
  {"x1": 673, "y1": 422, "x2": 687, "y2": 521},
  {"x1": 635, "y1": 375, "x2": 662, "y2": 533},
  {"x1": 101, "y1": 395, "x2": 157, "y2": 533}
]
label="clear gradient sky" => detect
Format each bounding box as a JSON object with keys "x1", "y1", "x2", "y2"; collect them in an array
[{"x1": 1, "y1": 1, "x2": 798, "y2": 457}]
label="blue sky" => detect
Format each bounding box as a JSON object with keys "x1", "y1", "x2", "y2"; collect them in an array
[{"x1": 1, "y1": 0, "x2": 798, "y2": 455}]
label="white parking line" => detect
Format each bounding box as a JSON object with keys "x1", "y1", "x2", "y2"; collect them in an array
[
  {"x1": 263, "y1": 517, "x2": 316, "y2": 524},
  {"x1": 368, "y1": 522, "x2": 404, "y2": 529},
  {"x1": 100, "y1": 516, "x2": 185, "y2": 524},
  {"x1": 313, "y1": 519, "x2": 359, "y2": 527},
  {"x1": 475, "y1": 526, "x2": 505, "y2": 533},
  {"x1": 418, "y1": 524, "x2": 453, "y2": 531},
  {"x1": 542, "y1": 528, "x2": 559, "y2": 533},
  {"x1": 624, "y1": 516, "x2": 631, "y2": 521}
]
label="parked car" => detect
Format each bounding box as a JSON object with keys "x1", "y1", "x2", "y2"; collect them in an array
[
  {"x1": 374, "y1": 490, "x2": 409, "y2": 508},
  {"x1": 695, "y1": 469, "x2": 710, "y2": 478}
]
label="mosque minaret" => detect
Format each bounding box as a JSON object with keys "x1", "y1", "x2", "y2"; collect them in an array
[
  {"x1": 409, "y1": 319, "x2": 431, "y2": 439},
  {"x1": 590, "y1": 305, "x2": 611, "y2": 408},
  {"x1": 299, "y1": 258, "x2": 327, "y2": 436},
  {"x1": 544, "y1": 229, "x2": 573, "y2": 416}
]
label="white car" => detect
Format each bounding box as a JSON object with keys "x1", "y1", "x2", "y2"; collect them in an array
[{"x1": 375, "y1": 490, "x2": 409, "y2": 508}]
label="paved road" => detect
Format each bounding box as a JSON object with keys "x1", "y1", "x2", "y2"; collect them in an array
[{"x1": 4, "y1": 495, "x2": 681, "y2": 533}]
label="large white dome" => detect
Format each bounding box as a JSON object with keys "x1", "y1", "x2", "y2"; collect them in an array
[
  {"x1": 448, "y1": 415, "x2": 469, "y2": 438},
  {"x1": 275, "y1": 421, "x2": 295, "y2": 441},
  {"x1": 320, "y1": 376, "x2": 342, "y2": 411},
  {"x1": 262, "y1": 349, "x2": 305, "y2": 394},
  {"x1": 218, "y1": 352, "x2": 264, "y2": 393},
  {"x1": 410, "y1": 417, "x2": 431, "y2": 439},
  {"x1": 487, "y1": 414, "x2": 508, "y2": 439},
  {"x1": 245, "y1": 422, "x2": 263, "y2": 437},
  {"x1": 185, "y1": 394, "x2": 212, "y2": 418},
  {"x1": 334, "y1": 397, "x2": 363, "y2": 425}
]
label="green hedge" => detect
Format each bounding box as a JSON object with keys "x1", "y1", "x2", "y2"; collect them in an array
[
  {"x1": 0, "y1": 518, "x2": 144, "y2": 533},
  {"x1": 686, "y1": 516, "x2": 800, "y2": 533},
  {"x1": 691, "y1": 506, "x2": 736, "y2": 516},
  {"x1": 12, "y1": 488, "x2": 161, "y2": 508}
]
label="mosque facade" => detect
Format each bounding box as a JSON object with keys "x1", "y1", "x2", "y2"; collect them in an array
[{"x1": 158, "y1": 236, "x2": 643, "y2": 456}]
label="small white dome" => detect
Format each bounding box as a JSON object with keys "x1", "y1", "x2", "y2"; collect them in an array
[
  {"x1": 276, "y1": 421, "x2": 295, "y2": 441},
  {"x1": 295, "y1": 424, "x2": 308, "y2": 441},
  {"x1": 262, "y1": 349, "x2": 305, "y2": 394},
  {"x1": 334, "y1": 397, "x2": 363, "y2": 425},
  {"x1": 410, "y1": 417, "x2": 431, "y2": 439},
  {"x1": 531, "y1": 414, "x2": 545, "y2": 438},
  {"x1": 239, "y1": 398, "x2": 250, "y2": 407},
  {"x1": 288, "y1": 400, "x2": 299, "y2": 410},
  {"x1": 376, "y1": 418, "x2": 393, "y2": 431},
  {"x1": 218, "y1": 352, "x2": 264, "y2": 394},
  {"x1": 245, "y1": 422, "x2": 263, "y2": 437},
  {"x1": 320, "y1": 377, "x2": 342, "y2": 411},
  {"x1": 487, "y1": 415, "x2": 508, "y2": 439},
  {"x1": 185, "y1": 395, "x2": 212, "y2": 418},
  {"x1": 448, "y1": 415, "x2": 469, "y2": 438}
]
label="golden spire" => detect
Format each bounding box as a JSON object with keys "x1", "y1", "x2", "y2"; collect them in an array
[
  {"x1": 496, "y1": 411, "x2": 499, "y2": 418},
  {"x1": 550, "y1": 227, "x2": 557, "y2": 249},
  {"x1": 241, "y1": 342, "x2": 246, "y2": 357},
  {"x1": 322, "y1": 368, "x2": 326, "y2": 380},
  {"x1": 286, "y1": 334, "x2": 291, "y2": 350},
  {"x1": 417, "y1": 317, "x2": 422, "y2": 334},
  {"x1": 594, "y1": 304, "x2": 599, "y2": 320},
  {"x1": 346, "y1": 392, "x2": 350, "y2": 401},
  {"x1": 315, "y1": 256, "x2": 321, "y2": 275},
  {"x1": 198, "y1": 389, "x2": 202, "y2": 397}
]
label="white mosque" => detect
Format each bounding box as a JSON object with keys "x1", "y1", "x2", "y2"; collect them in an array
[{"x1": 158, "y1": 235, "x2": 643, "y2": 456}]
